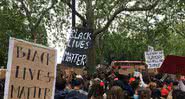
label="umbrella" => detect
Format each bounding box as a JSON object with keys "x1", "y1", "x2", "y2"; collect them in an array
[{"x1": 159, "y1": 55, "x2": 185, "y2": 76}]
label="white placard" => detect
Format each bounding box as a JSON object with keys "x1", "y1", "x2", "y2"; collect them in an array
[{"x1": 145, "y1": 50, "x2": 164, "y2": 69}]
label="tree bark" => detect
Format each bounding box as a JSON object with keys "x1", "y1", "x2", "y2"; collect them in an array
[
  {"x1": 87, "y1": 38, "x2": 96, "y2": 74},
  {"x1": 85, "y1": 0, "x2": 96, "y2": 74}
]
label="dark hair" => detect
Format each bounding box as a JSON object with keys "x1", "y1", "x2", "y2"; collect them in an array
[
  {"x1": 88, "y1": 80, "x2": 104, "y2": 98},
  {"x1": 107, "y1": 86, "x2": 125, "y2": 99},
  {"x1": 72, "y1": 78, "x2": 82, "y2": 86},
  {"x1": 138, "y1": 89, "x2": 151, "y2": 99},
  {"x1": 55, "y1": 78, "x2": 66, "y2": 90}
]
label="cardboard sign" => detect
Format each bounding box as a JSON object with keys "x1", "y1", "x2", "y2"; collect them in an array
[
  {"x1": 62, "y1": 28, "x2": 93, "y2": 67},
  {"x1": 4, "y1": 38, "x2": 57, "y2": 99},
  {"x1": 145, "y1": 50, "x2": 164, "y2": 69}
]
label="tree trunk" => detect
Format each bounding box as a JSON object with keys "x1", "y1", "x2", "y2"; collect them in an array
[
  {"x1": 85, "y1": 0, "x2": 96, "y2": 74},
  {"x1": 87, "y1": 38, "x2": 96, "y2": 74}
]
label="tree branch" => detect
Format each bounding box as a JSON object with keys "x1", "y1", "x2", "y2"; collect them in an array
[
  {"x1": 19, "y1": 0, "x2": 33, "y2": 32},
  {"x1": 19, "y1": 0, "x2": 56, "y2": 40},
  {"x1": 173, "y1": 27, "x2": 185, "y2": 38},
  {"x1": 61, "y1": 0, "x2": 87, "y2": 26},
  {"x1": 33, "y1": 0, "x2": 56, "y2": 31},
  {"x1": 94, "y1": 0, "x2": 160, "y2": 36}
]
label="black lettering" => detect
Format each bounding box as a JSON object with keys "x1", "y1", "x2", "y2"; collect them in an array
[
  {"x1": 15, "y1": 66, "x2": 19, "y2": 78},
  {"x1": 44, "y1": 88, "x2": 50, "y2": 99},
  {"x1": 33, "y1": 87, "x2": 36, "y2": 98},
  {"x1": 37, "y1": 70, "x2": 44, "y2": 81},
  {"x1": 41, "y1": 53, "x2": 44, "y2": 64},
  {"x1": 18, "y1": 86, "x2": 25, "y2": 98},
  {"x1": 32, "y1": 51, "x2": 38, "y2": 62},
  {"x1": 27, "y1": 49, "x2": 31, "y2": 60},
  {"x1": 29, "y1": 68, "x2": 35, "y2": 80},
  {"x1": 27, "y1": 87, "x2": 30, "y2": 99},
  {"x1": 38, "y1": 88, "x2": 42, "y2": 98},
  {"x1": 40, "y1": 52, "x2": 50, "y2": 65},
  {"x1": 47, "y1": 53, "x2": 49, "y2": 65},
  {"x1": 11, "y1": 85, "x2": 20, "y2": 98},
  {"x1": 37, "y1": 70, "x2": 41, "y2": 80},
  {"x1": 23, "y1": 67, "x2": 26, "y2": 80},
  {"x1": 17, "y1": 46, "x2": 26, "y2": 58}
]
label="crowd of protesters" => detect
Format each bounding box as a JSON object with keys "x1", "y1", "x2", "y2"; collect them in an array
[
  {"x1": 0, "y1": 65, "x2": 184, "y2": 99},
  {"x1": 55, "y1": 65, "x2": 185, "y2": 99}
]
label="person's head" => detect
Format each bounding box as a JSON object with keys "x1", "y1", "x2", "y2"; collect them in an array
[
  {"x1": 107, "y1": 86, "x2": 124, "y2": 99},
  {"x1": 55, "y1": 78, "x2": 66, "y2": 91},
  {"x1": 149, "y1": 82, "x2": 157, "y2": 90},
  {"x1": 138, "y1": 89, "x2": 151, "y2": 99},
  {"x1": 72, "y1": 78, "x2": 82, "y2": 90},
  {"x1": 88, "y1": 80, "x2": 105, "y2": 99}
]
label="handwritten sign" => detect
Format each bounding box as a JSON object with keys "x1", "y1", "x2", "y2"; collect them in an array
[
  {"x1": 62, "y1": 28, "x2": 93, "y2": 67},
  {"x1": 145, "y1": 50, "x2": 164, "y2": 69},
  {"x1": 4, "y1": 38, "x2": 57, "y2": 99}
]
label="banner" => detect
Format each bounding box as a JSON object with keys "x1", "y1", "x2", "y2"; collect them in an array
[
  {"x1": 4, "y1": 38, "x2": 57, "y2": 99},
  {"x1": 145, "y1": 50, "x2": 164, "y2": 69},
  {"x1": 62, "y1": 28, "x2": 93, "y2": 67},
  {"x1": 159, "y1": 55, "x2": 185, "y2": 76}
]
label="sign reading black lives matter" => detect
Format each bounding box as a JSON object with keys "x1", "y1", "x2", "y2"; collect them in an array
[
  {"x1": 4, "y1": 38, "x2": 57, "y2": 99},
  {"x1": 62, "y1": 28, "x2": 93, "y2": 67}
]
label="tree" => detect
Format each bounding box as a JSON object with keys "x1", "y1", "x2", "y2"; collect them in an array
[
  {"x1": 0, "y1": 0, "x2": 58, "y2": 42},
  {"x1": 0, "y1": 0, "x2": 51, "y2": 66},
  {"x1": 95, "y1": 0, "x2": 185, "y2": 65},
  {"x1": 59, "y1": 0, "x2": 160, "y2": 74}
]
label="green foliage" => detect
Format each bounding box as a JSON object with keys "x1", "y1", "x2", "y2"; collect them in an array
[
  {"x1": 1, "y1": 0, "x2": 185, "y2": 67},
  {"x1": 0, "y1": 5, "x2": 27, "y2": 66},
  {"x1": 0, "y1": 1, "x2": 48, "y2": 66},
  {"x1": 96, "y1": 0, "x2": 185, "y2": 64}
]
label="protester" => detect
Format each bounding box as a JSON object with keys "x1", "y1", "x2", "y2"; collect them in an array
[
  {"x1": 149, "y1": 82, "x2": 161, "y2": 99},
  {"x1": 65, "y1": 78, "x2": 88, "y2": 99},
  {"x1": 88, "y1": 79, "x2": 105, "y2": 99},
  {"x1": 52, "y1": 66, "x2": 185, "y2": 99},
  {"x1": 1, "y1": 64, "x2": 184, "y2": 99},
  {"x1": 55, "y1": 78, "x2": 69, "y2": 99},
  {"x1": 107, "y1": 86, "x2": 125, "y2": 99}
]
